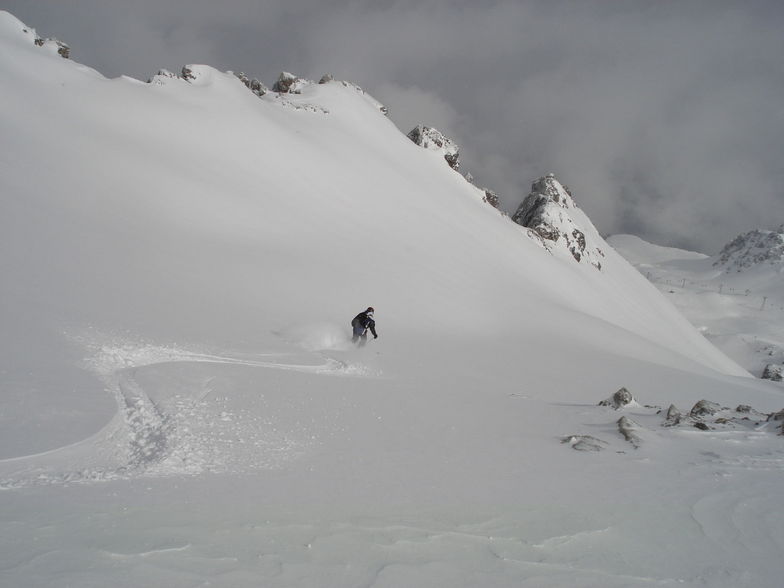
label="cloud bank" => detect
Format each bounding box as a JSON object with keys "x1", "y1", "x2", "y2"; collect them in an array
[{"x1": 6, "y1": 0, "x2": 783, "y2": 252}]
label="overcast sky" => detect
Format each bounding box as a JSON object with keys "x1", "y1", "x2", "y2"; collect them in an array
[{"x1": 5, "y1": 0, "x2": 783, "y2": 252}]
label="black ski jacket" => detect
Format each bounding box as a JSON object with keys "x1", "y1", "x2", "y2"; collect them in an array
[{"x1": 352, "y1": 311, "x2": 377, "y2": 337}]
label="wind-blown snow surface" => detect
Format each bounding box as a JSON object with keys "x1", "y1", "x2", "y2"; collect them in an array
[{"x1": 1, "y1": 11, "x2": 783, "y2": 587}]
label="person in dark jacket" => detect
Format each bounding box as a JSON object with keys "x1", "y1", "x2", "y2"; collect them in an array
[{"x1": 351, "y1": 307, "x2": 378, "y2": 345}]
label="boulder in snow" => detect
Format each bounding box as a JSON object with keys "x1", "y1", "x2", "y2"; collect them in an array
[
  {"x1": 599, "y1": 387, "x2": 636, "y2": 410},
  {"x1": 663, "y1": 404, "x2": 682, "y2": 427},
  {"x1": 561, "y1": 435, "x2": 608, "y2": 452},
  {"x1": 762, "y1": 364, "x2": 782, "y2": 382},
  {"x1": 689, "y1": 399, "x2": 724, "y2": 418}
]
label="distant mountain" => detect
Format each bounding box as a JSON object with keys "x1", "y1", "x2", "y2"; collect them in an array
[{"x1": 713, "y1": 225, "x2": 784, "y2": 273}]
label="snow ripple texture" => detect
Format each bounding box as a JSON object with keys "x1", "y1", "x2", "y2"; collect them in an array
[{"x1": 0, "y1": 335, "x2": 373, "y2": 489}]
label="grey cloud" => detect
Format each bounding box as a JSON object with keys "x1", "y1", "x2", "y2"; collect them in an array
[{"x1": 4, "y1": 0, "x2": 783, "y2": 252}]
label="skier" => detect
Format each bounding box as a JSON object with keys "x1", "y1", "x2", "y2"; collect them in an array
[{"x1": 351, "y1": 307, "x2": 378, "y2": 345}]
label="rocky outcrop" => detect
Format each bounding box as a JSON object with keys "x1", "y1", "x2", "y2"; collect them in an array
[
  {"x1": 272, "y1": 71, "x2": 310, "y2": 94},
  {"x1": 762, "y1": 364, "x2": 782, "y2": 382},
  {"x1": 235, "y1": 72, "x2": 267, "y2": 97},
  {"x1": 768, "y1": 409, "x2": 784, "y2": 434},
  {"x1": 407, "y1": 125, "x2": 460, "y2": 172},
  {"x1": 482, "y1": 189, "x2": 500, "y2": 209},
  {"x1": 689, "y1": 399, "x2": 723, "y2": 418},
  {"x1": 662, "y1": 404, "x2": 682, "y2": 427},
  {"x1": 35, "y1": 37, "x2": 71, "y2": 59},
  {"x1": 512, "y1": 174, "x2": 605, "y2": 270},
  {"x1": 34, "y1": 36, "x2": 70, "y2": 58},
  {"x1": 713, "y1": 225, "x2": 784, "y2": 272}
]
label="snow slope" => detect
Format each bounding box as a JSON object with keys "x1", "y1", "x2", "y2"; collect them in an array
[
  {"x1": 608, "y1": 233, "x2": 784, "y2": 381},
  {"x1": 1, "y1": 11, "x2": 783, "y2": 587}
]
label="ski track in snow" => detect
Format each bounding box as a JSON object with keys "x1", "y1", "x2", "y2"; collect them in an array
[{"x1": 0, "y1": 337, "x2": 376, "y2": 489}]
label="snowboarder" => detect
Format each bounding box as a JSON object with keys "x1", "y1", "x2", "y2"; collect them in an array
[{"x1": 351, "y1": 307, "x2": 378, "y2": 345}]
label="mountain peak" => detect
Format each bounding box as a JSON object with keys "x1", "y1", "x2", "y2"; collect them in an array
[
  {"x1": 512, "y1": 174, "x2": 604, "y2": 270},
  {"x1": 713, "y1": 225, "x2": 784, "y2": 272}
]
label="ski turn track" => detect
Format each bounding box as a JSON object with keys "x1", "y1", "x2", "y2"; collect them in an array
[{"x1": 0, "y1": 338, "x2": 375, "y2": 489}]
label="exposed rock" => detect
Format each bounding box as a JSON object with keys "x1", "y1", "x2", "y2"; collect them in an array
[
  {"x1": 34, "y1": 36, "x2": 70, "y2": 59},
  {"x1": 736, "y1": 404, "x2": 753, "y2": 413},
  {"x1": 512, "y1": 174, "x2": 604, "y2": 270},
  {"x1": 762, "y1": 364, "x2": 782, "y2": 382},
  {"x1": 482, "y1": 189, "x2": 500, "y2": 209},
  {"x1": 407, "y1": 125, "x2": 460, "y2": 171},
  {"x1": 713, "y1": 224, "x2": 784, "y2": 272},
  {"x1": 693, "y1": 422, "x2": 710, "y2": 431},
  {"x1": 599, "y1": 387, "x2": 636, "y2": 410},
  {"x1": 272, "y1": 71, "x2": 310, "y2": 94},
  {"x1": 767, "y1": 410, "x2": 784, "y2": 435},
  {"x1": 147, "y1": 69, "x2": 179, "y2": 84},
  {"x1": 318, "y1": 74, "x2": 334, "y2": 84},
  {"x1": 181, "y1": 66, "x2": 196, "y2": 82},
  {"x1": 617, "y1": 416, "x2": 642, "y2": 448},
  {"x1": 768, "y1": 409, "x2": 784, "y2": 422},
  {"x1": 235, "y1": 72, "x2": 267, "y2": 97},
  {"x1": 561, "y1": 435, "x2": 608, "y2": 452},
  {"x1": 689, "y1": 400, "x2": 724, "y2": 418},
  {"x1": 663, "y1": 404, "x2": 682, "y2": 427}
]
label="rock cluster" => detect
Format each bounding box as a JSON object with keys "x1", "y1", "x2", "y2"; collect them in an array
[
  {"x1": 564, "y1": 387, "x2": 784, "y2": 452},
  {"x1": 32, "y1": 35, "x2": 70, "y2": 58},
  {"x1": 235, "y1": 72, "x2": 267, "y2": 97}
]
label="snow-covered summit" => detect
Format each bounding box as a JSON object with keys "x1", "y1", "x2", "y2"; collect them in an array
[
  {"x1": 713, "y1": 225, "x2": 784, "y2": 272},
  {"x1": 512, "y1": 173, "x2": 605, "y2": 270}
]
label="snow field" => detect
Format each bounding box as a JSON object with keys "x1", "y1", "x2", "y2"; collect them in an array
[{"x1": 1, "y1": 11, "x2": 783, "y2": 587}]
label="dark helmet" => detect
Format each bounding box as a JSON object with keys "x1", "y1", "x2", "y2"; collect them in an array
[{"x1": 366, "y1": 306, "x2": 374, "y2": 313}]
